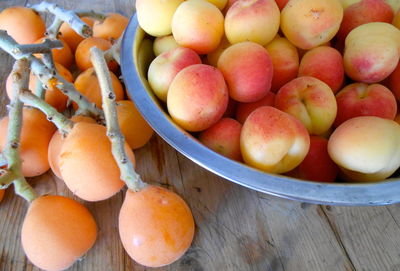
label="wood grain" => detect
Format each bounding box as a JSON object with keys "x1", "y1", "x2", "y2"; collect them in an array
[{"x1": 1, "y1": 1, "x2": 400, "y2": 271}]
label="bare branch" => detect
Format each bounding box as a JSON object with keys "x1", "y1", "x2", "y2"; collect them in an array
[{"x1": 90, "y1": 46, "x2": 147, "y2": 192}]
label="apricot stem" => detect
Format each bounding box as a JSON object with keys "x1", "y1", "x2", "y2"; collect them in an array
[
  {"x1": 19, "y1": 91, "x2": 74, "y2": 134},
  {"x1": 90, "y1": 47, "x2": 147, "y2": 192},
  {"x1": 104, "y1": 36, "x2": 122, "y2": 65},
  {"x1": 4, "y1": 59, "x2": 38, "y2": 202},
  {"x1": 30, "y1": 1, "x2": 93, "y2": 38}
]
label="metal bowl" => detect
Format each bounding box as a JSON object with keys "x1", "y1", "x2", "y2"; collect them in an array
[{"x1": 121, "y1": 14, "x2": 400, "y2": 206}]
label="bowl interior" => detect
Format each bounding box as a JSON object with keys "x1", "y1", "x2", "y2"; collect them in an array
[{"x1": 121, "y1": 14, "x2": 400, "y2": 206}]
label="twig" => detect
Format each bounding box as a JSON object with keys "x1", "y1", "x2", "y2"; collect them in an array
[
  {"x1": 30, "y1": 1, "x2": 92, "y2": 38},
  {"x1": 90, "y1": 47, "x2": 146, "y2": 192},
  {"x1": 3, "y1": 58, "x2": 38, "y2": 202},
  {"x1": 0, "y1": 31, "x2": 62, "y2": 59},
  {"x1": 19, "y1": 91, "x2": 74, "y2": 134},
  {"x1": 0, "y1": 30, "x2": 104, "y2": 122},
  {"x1": 104, "y1": 35, "x2": 122, "y2": 65}
]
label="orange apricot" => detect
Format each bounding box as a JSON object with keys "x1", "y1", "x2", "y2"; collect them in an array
[
  {"x1": 93, "y1": 13, "x2": 129, "y2": 40},
  {"x1": 116, "y1": 100, "x2": 154, "y2": 149},
  {"x1": 0, "y1": 107, "x2": 56, "y2": 177},
  {"x1": 59, "y1": 122, "x2": 135, "y2": 201},
  {"x1": 74, "y1": 67, "x2": 125, "y2": 110},
  {"x1": 119, "y1": 185, "x2": 195, "y2": 267},
  {"x1": 59, "y1": 16, "x2": 95, "y2": 52},
  {"x1": 35, "y1": 37, "x2": 74, "y2": 69},
  {"x1": 0, "y1": 7, "x2": 46, "y2": 44},
  {"x1": 48, "y1": 115, "x2": 96, "y2": 179},
  {"x1": 75, "y1": 37, "x2": 117, "y2": 71},
  {"x1": 21, "y1": 195, "x2": 97, "y2": 271}
]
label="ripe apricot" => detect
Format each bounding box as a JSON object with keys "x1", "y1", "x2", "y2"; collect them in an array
[
  {"x1": 74, "y1": 68, "x2": 125, "y2": 110},
  {"x1": 21, "y1": 195, "x2": 97, "y2": 271},
  {"x1": 75, "y1": 37, "x2": 117, "y2": 71},
  {"x1": 35, "y1": 37, "x2": 74, "y2": 69},
  {"x1": 59, "y1": 122, "x2": 135, "y2": 201},
  {"x1": 48, "y1": 115, "x2": 96, "y2": 179},
  {"x1": 0, "y1": 7, "x2": 46, "y2": 44},
  {"x1": 119, "y1": 185, "x2": 195, "y2": 267},
  {"x1": 116, "y1": 100, "x2": 154, "y2": 149},
  {"x1": 0, "y1": 107, "x2": 56, "y2": 177},
  {"x1": 93, "y1": 13, "x2": 128, "y2": 40},
  {"x1": 60, "y1": 17, "x2": 95, "y2": 52}
]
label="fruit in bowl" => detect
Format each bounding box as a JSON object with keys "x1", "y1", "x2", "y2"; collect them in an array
[{"x1": 121, "y1": 0, "x2": 400, "y2": 205}]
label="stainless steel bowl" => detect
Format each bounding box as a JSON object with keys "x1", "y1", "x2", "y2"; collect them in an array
[{"x1": 121, "y1": 14, "x2": 400, "y2": 206}]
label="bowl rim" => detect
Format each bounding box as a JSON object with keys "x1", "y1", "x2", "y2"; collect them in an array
[{"x1": 121, "y1": 13, "x2": 400, "y2": 206}]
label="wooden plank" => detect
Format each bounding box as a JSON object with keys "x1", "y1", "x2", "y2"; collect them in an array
[{"x1": 322, "y1": 205, "x2": 400, "y2": 271}]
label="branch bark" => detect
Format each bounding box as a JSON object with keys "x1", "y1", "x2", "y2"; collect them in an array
[{"x1": 90, "y1": 46, "x2": 146, "y2": 192}]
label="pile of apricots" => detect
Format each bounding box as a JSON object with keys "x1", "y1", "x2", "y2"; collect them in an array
[
  {"x1": 138, "y1": 0, "x2": 400, "y2": 183},
  {"x1": 0, "y1": 4, "x2": 196, "y2": 271}
]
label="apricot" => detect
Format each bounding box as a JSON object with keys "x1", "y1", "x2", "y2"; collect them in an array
[
  {"x1": 22, "y1": 195, "x2": 97, "y2": 271},
  {"x1": 290, "y1": 136, "x2": 338, "y2": 182},
  {"x1": 224, "y1": 0, "x2": 280, "y2": 46},
  {"x1": 93, "y1": 13, "x2": 129, "y2": 41},
  {"x1": 343, "y1": 22, "x2": 400, "y2": 83},
  {"x1": 334, "y1": 83, "x2": 397, "y2": 127},
  {"x1": 148, "y1": 47, "x2": 201, "y2": 102},
  {"x1": 153, "y1": 35, "x2": 179, "y2": 56},
  {"x1": 59, "y1": 122, "x2": 135, "y2": 201},
  {"x1": 116, "y1": 100, "x2": 154, "y2": 149},
  {"x1": 75, "y1": 37, "x2": 116, "y2": 71},
  {"x1": 275, "y1": 76, "x2": 337, "y2": 135},
  {"x1": 337, "y1": 0, "x2": 394, "y2": 43},
  {"x1": 217, "y1": 41, "x2": 273, "y2": 102},
  {"x1": 167, "y1": 64, "x2": 229, "y2": 132},
  {"x1": 0, "y1": 107, "x2": 56, "y2": 177},
  {"x1": 235, "y1": 91, "x2": 275, "y2": 124},
  {"x1": 60, "y1": 17, "x2": 95, "y2": 52},
  {"x1": 136, "y1": 0, "x2": 184, "y2": 37},
  {"x1": 0, "y1": 7, "x2": 46, "y2": 44},
  {"x1": 207, "y1": 35, "x2": 231, "y2": 67},
  {"x1": 265, "y1": 36, "x2": 299, "y2": 93},
  {"x1": 172, "y1": 0, "x2": 224, "y2": 54},
  {"x1": 241, "y1": 106, "x2": 310, "y2": 174},
  {"x1": 199, "y1": 118, "x2": 242, "y2": 161},
  {"x1": 298, "y1": 46, "x2": 344, "y2": 93},
  {"x1": 281, "y1": 0, "x2": 344, "y2": 50},
  {"x1": 328, "y1": 116, "x2": 400, "y2": 181},
  {"x1": 48, "y1": 115, "x2": 96, "y2": 179},
  {"x1": 119, "y1": 185, "x2": 194, "y2": 267},
  {"x1": 206, "y1": 0, "x2": 228, "y2": 9},
  {"x1": 388, "y1": 61, "x2": 400, "y2": 101},
  {"x1": 74, "y1": 68, "x2": 125, "y2": 110}
]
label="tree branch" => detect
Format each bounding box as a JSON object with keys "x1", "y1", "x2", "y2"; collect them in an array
[
  {"x1": 90, "y1": 47, "x2": 147, "y2": 192},
  {"x1": 30, "y1": 1, "x2": 92, "y2": 38},
  {"x1": 5, "y1": 59, "x2": 38, "y2": 202},
  {"x1": 19, "y1": 90, "x2": 74, "y2": 134}
]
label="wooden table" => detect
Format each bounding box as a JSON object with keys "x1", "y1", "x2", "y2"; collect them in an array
[{"x1": 1, "y1": 1, "x2": 400, "y2": 270}]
